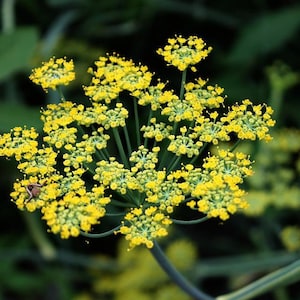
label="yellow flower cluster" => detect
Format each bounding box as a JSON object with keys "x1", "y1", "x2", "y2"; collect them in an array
[
  {"x1": 222, "y1": 99, "x2": 276, "y2": 141},
  {"x1": 185, "y1": 150, "x2": 252, "y2": 220},
  {"x1": 0, "y1": 35, "x2": 276, "y2": 248},
  {"x1": 157, "y1": 35, "x2": 212, "y2": 71},
  {"x1": 119, "y1": 206, "x2": 172, "y2": 249},
  {"x1": 84, "y1": 54, "x2": 153, "y2": 102},
  {"x1": 29, "y1": 57, "x2": 75, "y2": 92},
  {"x1": 0, "y1": 127, "x2": 38, "y2": 161}
]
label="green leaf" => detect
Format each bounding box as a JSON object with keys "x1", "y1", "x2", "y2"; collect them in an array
[
  {"x1": 0, "y1": 103, "x2": 42, "y2": 132},
  {"x1": 227, "y1": 6, "x2": 300, "y2": 66},
  {"x1": 0, "y1": 27, "x2": 38, "y2": 81}
]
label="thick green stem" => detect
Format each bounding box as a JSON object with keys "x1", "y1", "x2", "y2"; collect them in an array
[
  {"x1": 216, "y1": 259, "x2": 300, "y2": 300},
  {"x1": 150, "y1": 240, "x2": 215, "y2": 300}
]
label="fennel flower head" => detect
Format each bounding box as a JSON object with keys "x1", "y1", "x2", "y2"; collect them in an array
[{"x1": 0, "y1": 35, "x2": 275, "y2": 249}]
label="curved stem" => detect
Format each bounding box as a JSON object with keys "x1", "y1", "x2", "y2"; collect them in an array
[
  {"x1": 172, "y1": 216, "x2": 209, "y2": 225},
  {"x1": 80, "y1": 225, "x2": 121, "y2": 238},
  {"x1": 150, "y1": 240, "x2": 215, "y2": 300}
]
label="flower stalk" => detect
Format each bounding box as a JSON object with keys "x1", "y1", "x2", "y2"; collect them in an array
[{"x1": 150, "y1": 240, "x2": 215, "y2": 300}]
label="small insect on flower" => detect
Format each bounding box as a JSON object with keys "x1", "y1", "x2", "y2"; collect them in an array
[{"x1": 25, "y1": 183, "x2": 43, "y2": 202}]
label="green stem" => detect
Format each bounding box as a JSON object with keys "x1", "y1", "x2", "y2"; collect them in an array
[
  {"x1": 172, "y1": 121, "x2": 179, "y2": 135},
  {"x1": 95, "y1": 148, "x2": 109, "y2": 161},
  {"x1": 230, "y1": 139, "x2": 241, "y2": 152},
  {"x1": 144, "y1": 107, "x2": 153, "y2": 148},
  {"x1": 101, "y1": 147, "x2": 111, "y2": 160},
  {"x1": 179, "y1": 69, "x2": 187, "y2": 100},
  {"x1": 112, "y1": 127, "x2": 130, "y2": 168},
  {"x1": 216, "y1": 259, "x2": 300, "y2": 300},
  {"x1": 194, "y1": 251, "x2": 298, "y2": 278},
  {"x1": 172, "y1": 216, "x2": 209, "y2": 225},
  {"x1": 133, "y1": 99, "x2": 141, "y2": 146},
  {"x1": 190, "y1": 142, "x2": 208, "y2": 165},
  {"x1": 123, "y1": 124, "x2": 132, "y2": 156},
  {"x1": 158, "y1": 142, "x2": 171, "y2": 170},
  {"x1": 167, "y1": 155, "x2": 182, "y2": 172},
  {"x1": 150, "y1": 240, "x2": 215, "y2": 300},
  {"x1": 80, "y1": 225, "x2": 121, "y2": 238},
  {"x1": 57, "y1": 86, "x2": 66, "y2": 102}
]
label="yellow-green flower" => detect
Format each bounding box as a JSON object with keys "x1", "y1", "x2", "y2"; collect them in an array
[
  {"x1": 184, "y1": 150, "x2": 252, "y2": 220},
  {"x1": 42, "y1": 186, "x2": 110, "y2": 239},
  {"x1": 29, "y1": 57, "x2": 75, "y2": 91},
  {"x1": 84, "y1": 54, "x2": 153, "y2": 103},
  {"x1": 222, "y1": 99, "x2": 276, "y2": 142},
  {"x1": 157, "y1": 35, "x2": 212, "y2": 71},
  {"x1": 0, "y1": 127, "x2": 39, "y2": 161},
  {"x1": 119, "y1": 206, "x2": 172, "y2": 249},
  {"x1": 185, "y1": 78, "x2": 225, "y2": 111}
]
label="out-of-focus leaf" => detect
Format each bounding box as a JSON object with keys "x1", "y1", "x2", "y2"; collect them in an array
[
  {"x1": 46, "y1": 0, "x2": 81, "y2": 6},
  {"x1": 41, "y1": 10, "x2": 79, "y2": 56},
  {"x1": 2, "y1": 269, "x2": 45, "y2": 292},
  {"x1": 0, "y1": 27, "x2": 38, "y2": 81},
  {"x1": 0, "y1": 103, "x2": 42, "y2": 131},
  {"x1": 227, "y1": 5, "x2": 300, "y2": 66}
]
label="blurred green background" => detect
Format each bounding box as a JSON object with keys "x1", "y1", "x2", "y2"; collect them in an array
[{"x1": 1, "y1": 0, "x2": 300, "y2": 299}]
